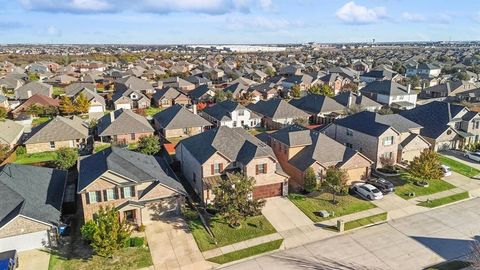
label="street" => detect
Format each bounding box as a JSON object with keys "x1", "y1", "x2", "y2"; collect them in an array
[{"x1": 222, "y1": 198, "x2": 480, "y2": 270}]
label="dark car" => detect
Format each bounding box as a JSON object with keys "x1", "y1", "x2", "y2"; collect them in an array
[
  {"x1": 0, "y1": 250, "x2": 18, "y2": 270},
  {"x1": 366, "y1": 178, "x2": 395, "y2": 194}
]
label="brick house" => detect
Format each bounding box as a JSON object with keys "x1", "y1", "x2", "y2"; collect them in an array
[
  {"x1": 152, "y1": 104, "x2": 211, "y2": 139},
  {"x1": 152, "y1": 87, "x2": 191, "y2": 108},
  {"x1": 248, "y1": 99, "x2": 310, "y2": 130},
  {"x1": 175, "y1": 126, "x2": 289, "y2": 204},
  {"x1": 78, "y1": 147, "x2": 186, "y2": 226},
  {"x1": 97, "y1": 109, "x2": 154, "y2": 145}
]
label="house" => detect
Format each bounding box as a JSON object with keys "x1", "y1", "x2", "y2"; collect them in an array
[
  {"x1": 332, "y1": 92, "x2": 383, "y2": 112},
  {"x1": 0, "y1": 95, "x2": 8, "y2": 110},
  {"x1": 0, "y1": 164, "x2": 67, "y2": 252},
  {"x1": 270, "y1": 125, "x2": 373, "y2": 188},
  {"x1": 400, "y1": 101, "x2": 480, "y2": 151},
  {"x1": 0, "y1": 75, "x2": 24, "y2": 92},
  {"x1": 97, "y1": 109, "x2": 154, "y2": 144},
  {"x1": 112, "y1": 88, "x2": 150, "y2": 110},
  {"x1": 322, "y1": 111, "x2": 429, "y2": 167},
  {"x1": 454, "y1": 88, "x2": 480, "y2": 103},
  {"x1": 406, "y1": 62, "x2": 441, "y2": 78},
  {"x1": 248, "y1": 82, "x2": 279, "y2": 102},
  {"x1": 282, "y1": 74, "x2": 316, "y2": 92},
  {"x1": 44, "y1": 74, "x2": 77, "y2": 86},
  {"x1": 161, "y1": 77, "x2": 195, "y2": 92},
  {"x1": 289, "y1": 93, "x2": 345, "y2": 124},
  {"x1": 152, "y1": 104, "x2": 211, "y2": 139},
  {"x1": 353, "y1": 61, "x2": 370, "y2": 74},
  {"x1": 175, "y1": 126, "x2": 289, "y2": 204},
  {"x1": 319, "y1": 73, "x2": 351, "y2": 94},
  {"x1": 223, "y1": 83, "x2": 249, "y2": 99},
  {"x1": 11, "y1": 94, "x2": 60, "y2": 119},
  {"x1": 78, "y1": 147, "x2": 186, "y2": 226},
  {"x1": 248, "y1": 99, "x2": 310, "y2": 130},
  {"x1": 419, "y1": 81, "x2": 477, "y2": 99},
  {"x1": 24, "y1": 116, "x2": 88, "y2": 153},
  {"x1": 188, "y1": 84, "x2": 216, "y2": 103},
  {"x1": 64, "y1": 82, "x2": 96, "y2": 97},
  {"x1": 152, "y1": 87, "x2": 190, "y2": 108},
  {"x1": 0, "y1": 120, "x2": 24, "y2": 148},
  {"x1": 360, "y1": 68, "x2": 399, "y2": 83},
  {"x1": 15, "y1": 81, "x2": 53, "y2": 100},
  {"x1": 66, "y1": 85, "x2": 105, "y2": 114},
  {"x1": 114, "y1": 76, "x2": 154, "y2": 94},
  {"x1": 360, "y1": 80, "x2": 417, "y2": 110},
  {"x1": 202, "y1": 100, "x2": 261, "y2": 128}
]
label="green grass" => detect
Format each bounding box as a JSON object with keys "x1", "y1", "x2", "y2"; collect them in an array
[
  {"x1": 390, "y1": 173, "x2": 456, "y2": 200},
  {"x1": 208, "y1": 239, "x2": 283, "y2": 264},
  {"x1": 52, "y1": 86, "x2": 65, "y2": 97},
  {"x1": 187, "y1": 215, "x2": 276, "y2": 252},
  {"x1": 93, "y1": 144, "x2": 111, "y2": 153},
  {"x1": 14, "y1": 151, "x2": 57, "y2": 164},
  {"x1": 32, "y1": 116, "x2": 51, "y2": 126},
  {"x1": 127, "y1": 143, "x2": 138, "y2": 151},
  {"x1": 439, "y1": 155, "x2": 480, "y2": 178},
  {"x1": 48, "y1": 247, "x2": 153, "y2": 270},
  {"x1": 288, "y1": 192, "x2": 376, "y2": 222},
  {"x1": 417, "y1": 192, "x2": 470, "y2": 208},
  {"x1": 344, "y1": 212, "x2": 388, "y2": 231},
  {"x1": 144, "y1": 107, "x2": 163, "y2": 117}
]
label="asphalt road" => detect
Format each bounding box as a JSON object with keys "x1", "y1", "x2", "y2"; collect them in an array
[{"x1": 222, "y1": 198, "x2": 480, "y2": 270}]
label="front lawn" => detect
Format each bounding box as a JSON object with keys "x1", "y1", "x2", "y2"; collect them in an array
[
  {"x1": 417, "y1": 192, "x2": 470, "y2": 208},
  {"x1": 344, "y1": 212, "x2": 388, "y2": 231},
  {"x1": 32, "y1": 116, "x2": 52, "y2": 126},
  {"x1": 390, "y1": 173, "x2": 456, "y2": 200},
  {"x1": 288, "y1": 192, "x2": 376, "y2": 222},
  {"x1": 93, "y1": 144, "x2": 111, "y2": 153},
  {"x1": 439, "y1": 155, "x2": 480, "y2": 178},
  {"x1": 15, "y1": 151, "x2": 58, "y2": 165},
  {"x1": 187, "y1": 215, "x2": 276, "y2": 252},
  {"x1": 144, "y1": 107, "x2": 163, "y2": 117},
  {"x1": 48, "y1": 247, "x2": 153, "y2": 270},
  {"x1": 208, "y1": 239, "x2": 283, "y2": 264}
]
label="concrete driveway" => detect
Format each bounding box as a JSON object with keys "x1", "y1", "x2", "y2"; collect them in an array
[
  {"x1": 222, "y1": 198, "x2": 480, "y2": 270},
  {"x1": 145, "y1": 217, "x2": 214, "y2": 270},
  {"x1": 18, "y1": 249, "x2": 50, "y2": 270}
]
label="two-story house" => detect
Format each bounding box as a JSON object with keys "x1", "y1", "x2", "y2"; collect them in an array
[
  {"x1": 78, "y1": 147, "x2": 186, "y2": 226},
  {"x1": 112, "y1": 87, "x2": 150, "y2": 110},
  {"x1": 270, "y1": 125, "x2": 373, "y2": 188},
  {"x1": 175, "y1": 126, "x2": 289, "y2": 204},
  {"x1": 201, "y1": 100, "x2": 261, "y2": 128},
  {"x1": 247, "y1": 99, "x2": 310, "y2": 130},
  {"x1": 400, "y1": 101, "x2": 480, "y2": 151},
  {"x1": 360, "y1": 80, "x2": 417, "y2": 110},
  {"x1": 405, "y1": 62, "x2": 441, "y2": 78},
  {"x1": 289, "y1": 93, "x2": 345, "y2": 124}
]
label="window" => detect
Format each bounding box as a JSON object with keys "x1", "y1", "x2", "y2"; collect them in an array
[
  {"x1": 382, "y1": 152, "x2": 393, "y2": 159},
  {"x1": 238, "y1": 110, "x2": 244, "y2": 116},
  {"x1": 233, "y1": 121, "x2": 237, "y2": 127},
  {"x1": 346, "y1": 143, "x2": 353, "y2": 148},
  {"x1": 346, "y1": 129, "x2": 353, "y2": 136},
  {"x1": 130, "y1": 133, "x2": 136, "y2": 140},
  {"x1": 257, "y1": 163, "x2": 267, "y2": 175},
  {"x1": 214, "y1": 163, "x2": 221, "y2": 174},
  {"x1": 383, "y1": 136, "x2": 394, "y2": 146},
  {"x1": 183, "y1": 128, "x2": 189, "y2": 134},
  {"x1": 161, "y1": 99, "x2": 169, "y2": 105},
  {"x1": 475, "y1": 121, "x2": 480, "y2": 129},
  {"x1": 88, "y1": 191, "x2": 100, "y2": 203},
  {"x1": 123, "y1": 186, "x2": 134, "y2": 198},
  {"x1": 49, "y1": 141, "x2": 56, "y2": 149},
  {"x1": 106, "y1": 188, "x2": 117, "y2": 201}
]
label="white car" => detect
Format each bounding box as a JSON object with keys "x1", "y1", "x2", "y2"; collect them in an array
[
  {"x1": 464, "y1": 151, "x2": 480, "y2": 162},
  {"x1": 440, "y1": 165, "x2": 452, "y2": 177},
  {"x1": 352, "y1": 184, "x2": 384, "y2": 200}
]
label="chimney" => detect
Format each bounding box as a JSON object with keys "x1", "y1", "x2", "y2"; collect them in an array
[
  {"x1": 110, "y1": 111, "x2": 115, "y2": 122},
  {"x1": 407, "y1": 84, "x2": 411, "y2": 94},
  {"x1": 193, "y1": 103, "x2": 197, "y2": 115}
]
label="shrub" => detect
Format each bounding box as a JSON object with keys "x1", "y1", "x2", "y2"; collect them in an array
[
  {"x1": 80, "y1": 220, "x2": 98, "y2": 243},
  {"x1": 15, "y1": 146, "x2": 26, "y2": 156},
  {"x1": 137, "y1": 224, "x2": 145, "y2": 232},
  {"x1": 181, "y1": 206, "x2": 198, "y2": 221},
  {"x1": 54, "y1": 147, "x2": 78, "y2": 170},
  {"x1": 129, "y1": 237, "x2": 145, "y2": 247}
]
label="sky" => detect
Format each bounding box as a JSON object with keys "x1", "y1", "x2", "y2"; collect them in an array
[{"x1": 0, "y1": 0, "x2": 480, "y2": 44}]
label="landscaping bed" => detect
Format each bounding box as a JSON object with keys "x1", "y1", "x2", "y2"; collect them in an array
[
  {"x1": 439, "y1": 155, "x2": 480, "y2": 178},
  {"x1": 288, "y1": 192, "x2": 376, "y2": 222},
  {"x1": 389, "y1": 173, "x2": 456, "y2": 200},
  {"x1": 187, "y1": 215, "x2": 276, "y2": 252},
  {"x1": 207, "y1": 239, "x2": 283, "y2": 264},
  {"x1": 417, "y1": 192, "x2": 470, "y2": 208}
]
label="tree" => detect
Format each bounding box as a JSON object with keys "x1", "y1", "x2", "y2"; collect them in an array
[
  {"x1": 80, "y1": 206, "x2": 132, "y2": 257},
  {"x1": 28, "y1": 72, "x2": 39, "y2": 81},
  {"x1": 74, "y1": 92, "x2": 90, "y2": 114},
  {"x1": 291, "y1": 84, "x2": 301, "y2": 98},
  {"x1": 377, "y1": 107, "x2": 393, "y2": 115},
  {"x1": 59, "y1": 96, "x2": 75, "y2": 115},
  {"x1": 26, "y1": 104, "x2": 44, "y2": 117},
  {"x1": 457, "y1": 71, "x2": 469, "y2": 81},
  {"x1": 0, "y1": 144, "x2": 10, "y2": 161},
  {"x1": 293, "y1": 117, "x2": 308, "y2": 127},
  {"x1": 323, "y1": 166, "x2": 349, "y2": 204},
  {"x1": 309, "y1": 84, "x2": 334, "y2": 97},
  {"x1": 345, "y1": 104, "x2": 365, "y2": 115},
  {"x1": 54, "y1": 147, "x2": 78, "y2": 170},
  {"x1": 303, "y1": 167, "x2": 317, "y2": 193},
  {"x1": 0, "y1": 107, "x2": 6, "y2": 120},
  {"x1": 215, "y1": 90, "x2": 227, "y2": 102},
  {"x1": 213, "y1": 173, "x2": 266, "y2": 227},
  {"x1": 265, "y1": 67, "x2": 276, "y2": 77},
  {"x1": 409, "y1": 149, "x2": 443, "y2": 183},
  {"x1": 136, "y1": 135, "x2": 160, "y2": 155}
]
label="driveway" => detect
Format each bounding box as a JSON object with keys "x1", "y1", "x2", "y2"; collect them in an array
[
  {"x1": 145, "y1": 217, "x2": 214, "y2": 270},
  {"x1": 371, "y1": 193, "x2": 425, "y2": 220},
  {"x1": 222, "y1": 198, "x2": 480, "y2": 270},
  {"x1": 18, "y1": 249, "x2": 50, "y2": 270}
]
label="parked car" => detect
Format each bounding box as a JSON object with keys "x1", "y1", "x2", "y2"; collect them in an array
[
  {"x1": 366, "y1": 178, "x2": 395, "y2": 194},
  {"x1": 0, "y1": 250, "x2": 18, "y2": 270},
  {"x1": 464, "y1": 151, "x2": 480, "y2": 162},
  {"x1": 351, "y1": 183, "x2": 384, "y2": 200},
  {"x1": 440, "y1": 165, "x2": 452, "y2": 177}
]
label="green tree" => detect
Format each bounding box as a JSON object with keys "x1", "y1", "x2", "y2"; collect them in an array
[
  {"x1": 309, "y1": 84, "x2": 334, "y2": 97},
  {"x1": 59, "y1": 96, "x2": 75, "y2": 115},
  {"x1": 28, "y1": 72, "x2": 39, "y2": 81},
  {"x1": 409, "y1": 149, "x2": 443, "y2": 183},
  {"x1": 345, "y1": 104, "x2": 365, "y2": 115},
  {"x1": 265, "y1": 67, "x2": 276, "y2": 77},
  {"x1": 215, "y1": 90, "x2": 227, "y2": 102},
  {"x1": 0, "y1": 144, "x2": 10, "y2": 161},
  {"x1": 80, "y1": 206, "x2": 132, "y2": 257},
  {"x1": 213, "y1": 173, "x2": 266, "y2": 227},
  {"x1": 54, "y1": 147, "x2": 78, "y2": 170},
  {"x1": 323, "y1": 166, "x2": 349, "y2": 204},
  {"x1": 74, "y1": 92, "x2": 90, "y2": 114},
  {"x1": 291, "y1": 84, "x2": 301, "y2": 98},
  {"x1": 136, "y1": 135, "x2": 160, "y2": 155},
  {"x1": 303, "y1": 167, "x2": 317, "y2": 193},
  {"x1": 457, "y1": 71, "x2": 469, "y2": 81},
  {"x1": 0, "y1": 107, "x2": 7, "y2": 120},
  {"x1": 377, "y1": 107, "x2": 393, "y2": 115},
  {"x1": 26, "y1": 104, "x2": 44, "y2": 117}
]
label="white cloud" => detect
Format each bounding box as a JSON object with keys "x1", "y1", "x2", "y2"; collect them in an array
[
  {"x1": 335, "y1": 1, "x2": 386, "y2": 24},
  {"x1": 401, "y1": 12, "x2": 425, "y2": 22},
  {"x1": 47, "y1": 25, "x2": 61, "y2": 36},
  {"x1": 20, "y1": 0, "x2": 116, "y2": 13}
]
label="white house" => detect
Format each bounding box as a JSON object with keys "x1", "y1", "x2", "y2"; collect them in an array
[{"x1": 201, "y1": 100, "x2": 261, "y2": 128}]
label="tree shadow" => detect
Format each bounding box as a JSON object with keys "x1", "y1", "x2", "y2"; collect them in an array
[{"x1": 269, "y1": 253, "x2": 384, "y2": 270}]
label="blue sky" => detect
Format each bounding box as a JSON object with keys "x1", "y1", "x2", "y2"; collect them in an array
[{"x1": 1, "y1": 0, "x2": 480, "y2": 44}]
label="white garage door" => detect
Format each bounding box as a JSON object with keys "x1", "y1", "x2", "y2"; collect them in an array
[
  {"x1": 0, "y1": 231, "x2": 49, "y2": 252},
  {"x1": 89, "y1": 105, "x2": 104, "y2": 113}
]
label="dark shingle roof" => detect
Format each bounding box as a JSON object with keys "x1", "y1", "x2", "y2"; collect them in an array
[
  {"x1": 289, "y1": 94, "x2": 344, "y2": 114},
  {"x1": 333, "y1": 92, "x2": 382, "y2": 108},
  {"x1": 360, "y1": 80, "x2": 409, "y2": 96},
  {"x1": 25, "y1": 116, "x2": 88, "y2": 144},
  {"x1": 153, "y1": 104, "x2": 211, "y2": 129},
  {"x1": 97, "y1": 109, "x2": 154, "y2": 136},
  {"x1": 248, "y1": 99, "x2": 309, "y2": 120}
]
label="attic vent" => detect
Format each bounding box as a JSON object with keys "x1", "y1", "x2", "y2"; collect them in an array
[{"x1": 258, "y1": 142, "x2": 267, "y2": 147}]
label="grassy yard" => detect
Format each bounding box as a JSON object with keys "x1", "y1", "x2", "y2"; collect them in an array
[
  {"x1": 390, "y1": 173, "x2": 456, "y2": 200},
  {"x1": 439, "y1": 155, "x2": 480, "y2": 178},
  {"x1": 32, "y1": 116, "x2": 52, "y2": 126},
  {"x1": 417, "y1": 192, "x2": 470, "y2": 208},
  {"x1": 187, "y1": 215, "x2": 276, "y2": 252},
  {"x1": 344, "y1": 212, "x2": 388, "y2": 231},
  {"x1": 93, "y1": 144, "x2": 111, "y2": 153},
  {"x1": 208, "y1": 239, "x2": 283, "y2": 264},
  {"x1": 288, "y1": 192, "x2": 376, "y2": 222},
  {"x1": 52, "y1": 86, "x2": 65, "y2": 97},
  {"x1": 15, "y1": 151, "x2": 57, "y2": 165},
  {"x1": 144, "y1": 107, "x2": 163, "y2": 117},
  {"x1": 48, "y1": 247, "x2": 153, "y2": 270}
]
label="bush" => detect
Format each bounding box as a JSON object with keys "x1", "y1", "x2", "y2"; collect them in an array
[
  {"x1": 15, "y1": 146, "x2": 26, "y2": 156},
  {"x1": 54, "y1": 147, "x2": 78, "y2": 170},
  {"x1": 129, "y1": 237, "x2": 145, "y2": 247},
  {"x1": 137, "y1": 224, "x2": 145, "y2": 232},
  {"x1": 181, "y1": 206, "x2": 199, "y2": 221},
  {"x1": 80, "y1": 220, "x2": 98, "y2": 243}
]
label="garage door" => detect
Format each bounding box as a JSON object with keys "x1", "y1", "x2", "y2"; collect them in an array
[
  {"x1": 89, "y1": 105, "x2": 104, "y2": 113},
  {"x1": 0, "y1": 231, "x2": 49, "y2": 252},
  {"x1": 253, "y1": 183, "x2": 282, "y2": 199}
]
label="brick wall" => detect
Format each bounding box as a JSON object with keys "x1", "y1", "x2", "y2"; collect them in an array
[{"x1": 0, "y1": 216, "x2": 51, "y2": 238}]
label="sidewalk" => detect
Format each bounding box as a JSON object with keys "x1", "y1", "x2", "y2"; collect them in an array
[{"x1": 317, "y1": 207, "x2": 385, "y2": 227}]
